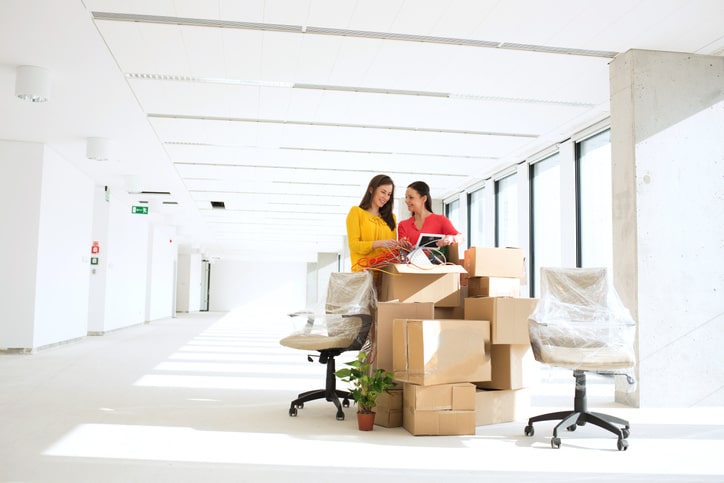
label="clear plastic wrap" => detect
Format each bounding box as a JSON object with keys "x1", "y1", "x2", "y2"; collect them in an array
[
  {"x1": 325, "y1": 271, "x2": 377, "y2": 315},
  {"x1": 528, "y1": 267, "x2": 636, "y2": 373},
  {"x1": 280, "y1": 271, "x2": 375, "y2": 352}
]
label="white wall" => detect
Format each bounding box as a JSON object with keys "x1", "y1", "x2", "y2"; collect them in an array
[
  {"x1": 208, "y1": 260, "x2": 307, "y2": 315},
  {"x1": 187, "y1": 253, "x2": 201, "y2": 312},
  {"x1": 0, "y1": 141, "x2": 44, "y2": 348},
  {"x1": 102, "y1": 192, "x2": 149, "y2": 331},
  {"x1": 176, "y1": 251, "x2": 202, "y2": 313},
  {"x1": 0, "y1": 141, "x2": 95, "y2": 350},
  {"x1": 145, "y1": 223, "x2": 177, "y2": 322},
  {"x1": 176, "y1": 252, "x2": 191, "y2": 312},
  {"x1": 33, "y1": 146, "x2": 94, "y2": 347},
  {"x1": 88, "y1": 185, "x2": 111, "y2": 333}
]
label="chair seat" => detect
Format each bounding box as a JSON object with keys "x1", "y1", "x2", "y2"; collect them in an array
[
  {"x1": 529, "y1": 319, "x2": 636, "y2": 371},
  {"x1": 280, "y1": 333, "x2": 356, "y2": 351},
  {"x1": 533, "y1": 344, "x2": 635, "y2": 371}
]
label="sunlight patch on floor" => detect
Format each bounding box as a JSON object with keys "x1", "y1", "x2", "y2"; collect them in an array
[{"x1": 42, "y1": 423, "x2": 724, "y2": 477}]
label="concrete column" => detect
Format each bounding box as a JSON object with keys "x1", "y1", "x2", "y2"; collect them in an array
[{"x1": 610, "y1": 49, "x2": 724, "y2": 407}]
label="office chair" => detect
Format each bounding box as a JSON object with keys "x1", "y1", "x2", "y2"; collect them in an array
[
  {"x1": 524, "y1": 267, "x2": 636, "y2": 450},
  {"x1": 280, "y1": 271, "x2": 375, "y2": 421}
]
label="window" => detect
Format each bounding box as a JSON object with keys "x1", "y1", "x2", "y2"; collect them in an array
[
  {"x1": 444, "y1": 198, "x2": 460, "y2": 230},
  {"x1": 444, "y1": 198, "x2": 462, "y2": 260},
  {"x1": 467, "y1": 187, "x2": 485, "y2": 248},
  {"x1": 495, "y1": 173, "x2": 518, "y2": 247},
  {"x1": 530, "y1": 153, "x2": 561, "y2": 296},
  {"x1": 577, "y1": 129, "x2": 613, "y2": 270}
]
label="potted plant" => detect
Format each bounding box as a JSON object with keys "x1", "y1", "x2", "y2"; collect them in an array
[{"x1": 335, "y1": 351, "x2": 397, "y2": 431}]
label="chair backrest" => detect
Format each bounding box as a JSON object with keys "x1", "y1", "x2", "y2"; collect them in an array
[
  {"x1": 336, "y1": 313, "x2": 373, "y2": 351},
  {"x1": 529, "y1": 266, "x2": 636, "y2": 370},
  {"x1": 540, "y1": 267, "x2": 608, "y2": 308},
  {"x1": 325, "y1": 271, "x2": 375, "y2": 350},
  {"x1": 325, "y1": 271, "x2": 376, "y2": 316},
  {"x1": 280, "y1": 271, "x2": 375, "y2": 352}
]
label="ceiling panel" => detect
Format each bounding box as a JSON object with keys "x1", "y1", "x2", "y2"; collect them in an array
[{"x1": 3, "y1": 0, "x2": 722, "y2": 261}]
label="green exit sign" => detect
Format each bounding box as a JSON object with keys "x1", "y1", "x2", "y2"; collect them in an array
[{"x1": 131, "y1": 205, "x2": 148, "y2": 215}]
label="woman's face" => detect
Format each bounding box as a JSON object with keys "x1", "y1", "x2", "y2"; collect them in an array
[
  {"x1": 372, "y1": 184, "x2": 393, "y2": 209},
  {"x1": 404, "y1": 187, "x2": 425, "y2": 214}
]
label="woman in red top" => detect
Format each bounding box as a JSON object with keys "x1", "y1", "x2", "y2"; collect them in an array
[{"x1": 398, "y1": 181, "x2": 463, "y2": 247}]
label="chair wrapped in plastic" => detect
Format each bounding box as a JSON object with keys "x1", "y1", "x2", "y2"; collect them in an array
[
  {"x1": 280, "y1": 271, "x2": 376, "y2": 420},
  {"x1": 524, "y1": 267, "x2": 636, "y2": 450}
]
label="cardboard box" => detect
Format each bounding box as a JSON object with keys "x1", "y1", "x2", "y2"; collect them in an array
[
  {"x1": 475, "y1": 388, "x2": 531, "y2": 426},
  {"x1": 403, "y1": 382, "x2": 476, "y2": 411},
  {"x1": 433, "y1": 305, "x2": 464, "y2": 320},
  {"x1": 403, "y1": 407, "x2": 476, "y2": 436},
  {"x1": 474, "y1": 344, "x2": 537, "y2": 390},
  {"x1": 373, "y1": 387, "x2": 403, "y2": 427},
  {"x1": 374, "y1": 302, "x2": 435, "y2": 372},
  {"x1": 393, "y1": 318, "x2": 489, "y2": 386},
  {"x1": 467, "y1": 276, "x2": 521, "y2": 298},
  {"x1": 378, "y1": 263, "x2": 467, "y2": 307},
  {"x1": 375, "y1": 387, "x2": 403, "y2": 409},
  {"x1": 464, "y1": 297, "x2": 538, "y2": 344},
  {"x1": 374, "y1": 406, "x2": 403, "y2": 428},
  {"x1": 463, "y1": 247, "x2": 526, "y2": 278},
  {"x1": 446, "y1": 243, "x2": 461, "y2": 265}
]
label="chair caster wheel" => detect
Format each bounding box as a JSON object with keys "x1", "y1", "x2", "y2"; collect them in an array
[
  {"x1": 567, "y1": 424, "x2": 577, "y2": 432},
  {"x1": 524, "y1": 425, "x2": 534, "y2": 437},
  {"x1": 343, "y1": 399, "x2": 350, "y2": 408},
  {"x1": 551, "y1": 437, "x2": 561, "y2": 449},
  {"x1": 336, "y1": 411, "x2": 345, "y2": 421},
  {"x1": 617, "y1": 439, "x2": 629, "y2": 451},
  {"x1": 289, "y1": 407, "x2": 298, "y2": 417}
]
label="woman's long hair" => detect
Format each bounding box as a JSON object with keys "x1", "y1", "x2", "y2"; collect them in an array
[
  {"x1": 359, "y1": 174, "x2": 396, "y2": 231},
  {"x1": 407, "y1": 180, "x2": 434, "y2": 213}
]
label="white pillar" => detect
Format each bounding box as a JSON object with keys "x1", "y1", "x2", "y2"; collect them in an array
[{"x1": 610, "y1": 49, "x2": 724, "y2": 407}]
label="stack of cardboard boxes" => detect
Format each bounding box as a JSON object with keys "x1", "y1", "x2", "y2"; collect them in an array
[
  {"x1": 369, "y1": 246, "x2": 538, "y2": 435},
  {"x1": 463, "y1": 247, "x2": 538, "y2": 426}
]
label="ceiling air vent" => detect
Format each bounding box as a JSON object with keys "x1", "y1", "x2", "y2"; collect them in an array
[{"x1": 210, "y1": 201, "x2": 226, "y2": 209}]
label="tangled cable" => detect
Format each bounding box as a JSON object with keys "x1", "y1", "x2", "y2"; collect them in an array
[{"x1": 352, "y1": 239, "x2": 449, "y2": 274}]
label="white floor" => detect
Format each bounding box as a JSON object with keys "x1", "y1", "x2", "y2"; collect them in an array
[{"x1": 1, "y1": 308, "x2": 723, "y2": 483}]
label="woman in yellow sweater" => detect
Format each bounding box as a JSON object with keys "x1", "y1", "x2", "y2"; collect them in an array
[{"x1": 346, "y1": 174, "x2": 399, "y2": 272}]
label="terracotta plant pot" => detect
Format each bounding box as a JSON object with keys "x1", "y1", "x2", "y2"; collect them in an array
[{"x1": 357, "y1": 412, "x2": 375, "y2": 431}]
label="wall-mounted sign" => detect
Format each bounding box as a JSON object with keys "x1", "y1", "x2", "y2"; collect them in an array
[
  {"x1": 131, "y1": 205, "x2": 148, "y2": 215},
  {"x1": 90, "y1": 257, "x2": 99, "y2": 265},
  {"x1": 91, "y1": 241, "x2": 100, "y2": 254}
]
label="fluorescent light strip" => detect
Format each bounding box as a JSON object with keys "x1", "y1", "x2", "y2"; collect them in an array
[
  {"x1": 126, "y1": 73, "x2": 292, "y2": 88},
  {"x1": 189, "y1": 190, "x2": 358, "y2": 198},
  {"x1": 129, "y1": 73, "x2": 591, "y2": 108},
  {"x1": 279, "y1": 146, "x2": 498, "y2": 160},
  {"x1": 150, "y1": 113, "x2": 537, "y2": 138},
  {"x1": 166, "y1": 141, "x2": 496, "y2": 160},
  {"x1": 176, "y1": 161, "x2": 474, "y2": 179},
  {"x1": 94, "y1": 12, "x2": 618, "y2": 58}
]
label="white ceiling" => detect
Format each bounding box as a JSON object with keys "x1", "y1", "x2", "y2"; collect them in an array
[{"x1": 2, "y1": 0, "x2": 723, "y2": 261}]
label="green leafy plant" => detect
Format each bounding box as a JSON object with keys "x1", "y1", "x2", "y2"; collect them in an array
[{"x1": 335, "y1": 351, "x2": 397, "y2": 414}]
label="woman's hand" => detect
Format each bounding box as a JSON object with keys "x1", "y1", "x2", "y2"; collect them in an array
[
  {"x1": 436, "y1": 235, "x2": 459, "y2": 247},
  {"x1": 373, "y1": 239, "x2": 398, "y2": 249}
]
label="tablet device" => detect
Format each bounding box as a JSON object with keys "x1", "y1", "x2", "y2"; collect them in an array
[{"x1": 416, "y1": 233, "x2": 445, "y2": 249}]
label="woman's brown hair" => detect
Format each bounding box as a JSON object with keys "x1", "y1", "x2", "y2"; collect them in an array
[{"x1": 359, "y1": 174, "x2": 396, "y2": 231}]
